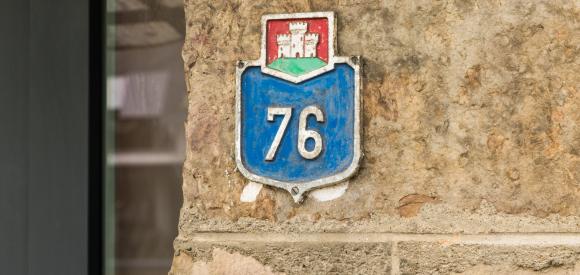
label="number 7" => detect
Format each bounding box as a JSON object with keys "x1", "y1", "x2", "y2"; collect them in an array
[{"x1": 265, "y1": 107, "x2": 292, "y2": 161}]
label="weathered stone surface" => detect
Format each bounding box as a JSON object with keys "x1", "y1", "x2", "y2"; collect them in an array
[
  {"x1": 170, "y1": 242, "x2": 391, "y2": 274},
  {"x1": 453, "y1": 264, "x2": 580, "y2": 275},
  {"x1": 170, "y1": 248, "x2": 280, "y2": 275},
  {"x1": 180, "y1": 0, "x2": 579, "y2": 233},
  {"x1": 398, "y1": 242, "x2": 580, "y2": 275}
]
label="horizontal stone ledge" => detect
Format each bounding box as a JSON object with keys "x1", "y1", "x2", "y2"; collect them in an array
[
  {"x1": 178, "y1": 201, "x2": 580, "y2": 234},
  {"x1": 176, "y1": 232, "x2": 580, "y2": 246}
]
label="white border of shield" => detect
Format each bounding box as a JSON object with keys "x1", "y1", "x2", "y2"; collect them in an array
[
  {"x1": 260, "y1": 11, "x2": 335, "y2": 83},
  {"x1": 235, "y1": 57, "x2": 362, "y2": 203}
]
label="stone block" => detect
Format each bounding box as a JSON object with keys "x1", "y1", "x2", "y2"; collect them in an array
[
  {"x1": 398, "y1": 242, "x2": 580, "y2": 275},
  {"x1": 171, "y1": 0, "x2": 580, "y2": 273},
  {"x1": 179, "y1": 0, "x2": 580, "y2": 234},
  {"x1": 170, "y1": 241, "x2": 391, "y2": 274}
]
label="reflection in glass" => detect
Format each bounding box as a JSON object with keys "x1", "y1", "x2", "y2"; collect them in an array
[{"x1": 106, "y1": 0, "x2": 186, "y2": 274}]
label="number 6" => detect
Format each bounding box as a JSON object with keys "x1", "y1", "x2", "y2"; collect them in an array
[{"x1": 298, "y1": 106, "x2": 324, "y2": 159}]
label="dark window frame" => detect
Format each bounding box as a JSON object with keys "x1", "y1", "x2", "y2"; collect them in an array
[{"x1": 0, "y1": 0, "x2": 103, "y2": 274}]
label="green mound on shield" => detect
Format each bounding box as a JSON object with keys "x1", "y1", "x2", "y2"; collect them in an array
[{"x1": 268, "y1": 57, "x2": 327, "y2": 77}]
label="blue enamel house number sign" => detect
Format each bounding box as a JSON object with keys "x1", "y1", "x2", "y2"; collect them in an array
[{"x1": 236, "y1": 12, "x2": 361, "y2": 203}]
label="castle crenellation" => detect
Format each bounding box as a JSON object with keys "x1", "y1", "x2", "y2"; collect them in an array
[{"x1": 288, "y1": 22, "x2": 308, "y2": 33}]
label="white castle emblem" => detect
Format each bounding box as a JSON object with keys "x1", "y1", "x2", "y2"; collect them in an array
[{"x1": 276, "y1": 22, "x2": 319, "y2": 59}]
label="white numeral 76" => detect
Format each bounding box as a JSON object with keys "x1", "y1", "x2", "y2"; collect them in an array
[{"x1": 265, "y1": 106, "x2": 324, "y2": 161}]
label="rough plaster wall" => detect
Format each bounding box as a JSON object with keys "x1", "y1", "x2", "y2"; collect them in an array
[{"x1": 175, "y1": 0, "x2": 579, "y2": 274}]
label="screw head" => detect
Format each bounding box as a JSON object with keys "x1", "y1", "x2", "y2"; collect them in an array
[
  {"x1": 237, "y1": 61, "x2": 245, "y2": 68},
  {"x1": 350, "y1": 56, "x2": 359, "y2": 64},
  {"x1": 291, "y1": 187, "x2": 299, "y2": 195}
]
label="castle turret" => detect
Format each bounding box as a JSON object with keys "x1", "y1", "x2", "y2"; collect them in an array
[
  {"x1": 289, "y1": 22, "x2": 308, "y2": 58},
  {"x1": 276, "y1": 34, "x2": 291, "y2": 58},
  {"x1": 304, "y1": 33, "x2": 319, "y2": 58}
]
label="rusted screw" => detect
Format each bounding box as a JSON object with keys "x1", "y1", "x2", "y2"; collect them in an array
[
  {"x1": 291, "y1": 187, "x2": 299, "y2": 195},
  {"x1": 351, "y1": 56, "x2": 359, "y2": 64}
]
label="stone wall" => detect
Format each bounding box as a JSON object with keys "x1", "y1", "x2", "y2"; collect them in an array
[{"x1": 171, "y1": 0, "x2": 579, "y2": 274}]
